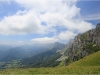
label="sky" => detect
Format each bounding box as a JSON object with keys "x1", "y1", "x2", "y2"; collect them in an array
[{"x1": 0, "y1": 0, "x2": 100, "y2": 45}]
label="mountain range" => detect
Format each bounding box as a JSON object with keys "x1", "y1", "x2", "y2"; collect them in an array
[{"x1": 0, "y1": 23, "x2": 100, "y2": 69}]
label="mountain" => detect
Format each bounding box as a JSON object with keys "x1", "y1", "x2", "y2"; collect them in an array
[
  {"x1": 53, "y1": 42, "x2": 65, "y2": 50},
  {"x1": 0, "y1": 23, "x2": 100, "y2": 69},
  {"x1": 0, "y1": 45, "x2": 13, "y2": 61},
  {"x1": 20, "y1": 42, "x2": 65, "y2": 68},
  {"x1": 0, "y1": 43, "x2": 53, "y2": 62},
  {"x1": 0, "y1": 42, "x2": 65, "y2": 69},
  {"x1": 63, "y1": 23, "x2": 100, "y2": 65}
]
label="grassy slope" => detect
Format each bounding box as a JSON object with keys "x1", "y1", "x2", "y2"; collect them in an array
[
  {"x1": 0, "y1": 51, "x2": 100, "y2": 74},
  {"x1": 69, "y1": 50, "x2": 100, "y2": 66}
]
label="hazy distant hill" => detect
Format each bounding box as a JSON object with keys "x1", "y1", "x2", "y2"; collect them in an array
[
  {"x1": 0, "y1": 45, "x2": 13, "y2": 61},
  {"x1": 20, "y1": 42, "x2": 65, "y2": 67},
  {"x1": 0, "y1": 43, "x2": 53, "y2": 62},
  {"x1": 0, "y1": 42, "x2": 65, "y2": 68}
]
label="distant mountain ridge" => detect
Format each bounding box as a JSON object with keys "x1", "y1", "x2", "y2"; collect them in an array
[
  {"x1": 0, "y1": 42, "x2": 65, "y2": 69},
  {"x1": 0, "y1": 43, "x2": 54, "y2": 62},
  {"x1": 54, "y1": 42, "x2": 65, "y2": 49},
  {"x1": 20, "y1": 42, "x2": 65, "y2": 68}
]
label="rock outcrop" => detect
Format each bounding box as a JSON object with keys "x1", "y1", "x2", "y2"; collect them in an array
[{"x1": 65, "y1": 23, "x2": 100, "y2": 64}]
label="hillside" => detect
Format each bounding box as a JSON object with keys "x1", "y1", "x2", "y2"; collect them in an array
[{"x1": 69, "y1": 51, "x2": 100, "y2": 66}]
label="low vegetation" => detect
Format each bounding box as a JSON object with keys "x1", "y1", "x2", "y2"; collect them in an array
[{"x1": 0, "y1": 66, "x2": 100, "y2": 74}]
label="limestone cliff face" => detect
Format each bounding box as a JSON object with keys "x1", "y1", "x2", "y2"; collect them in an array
[{"x1": 65, "y1": 23, "x2": 100, "y2": 64}]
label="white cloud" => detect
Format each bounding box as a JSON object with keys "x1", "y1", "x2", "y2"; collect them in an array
[
  {"x1": 62, "y1": 20, "x2": 94, "y2": 33},
  {"x1": 30, "y1": 37, "x2": 58, "y2": 43},
  {"x1": 0, "y1": 10, "x2": 46, "y2": 35},
  {"x1": 0, "y1": 0, "x2": 95, "y2": 43},
  {"x1": 58, "y1": 30, "x2": 76, "y2": 40}
]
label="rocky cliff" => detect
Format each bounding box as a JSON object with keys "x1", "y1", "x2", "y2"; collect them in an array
[{"x1": 64, "y1": 23, "x2": 100, "y2": 64}]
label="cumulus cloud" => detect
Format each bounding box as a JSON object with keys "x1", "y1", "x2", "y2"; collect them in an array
[
  {"x1": 0, "y1": 10, "x2": 47, "y2": 35},
  {"x1": 0, "y1": 0, "x2": 95, "y2": 43}
]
